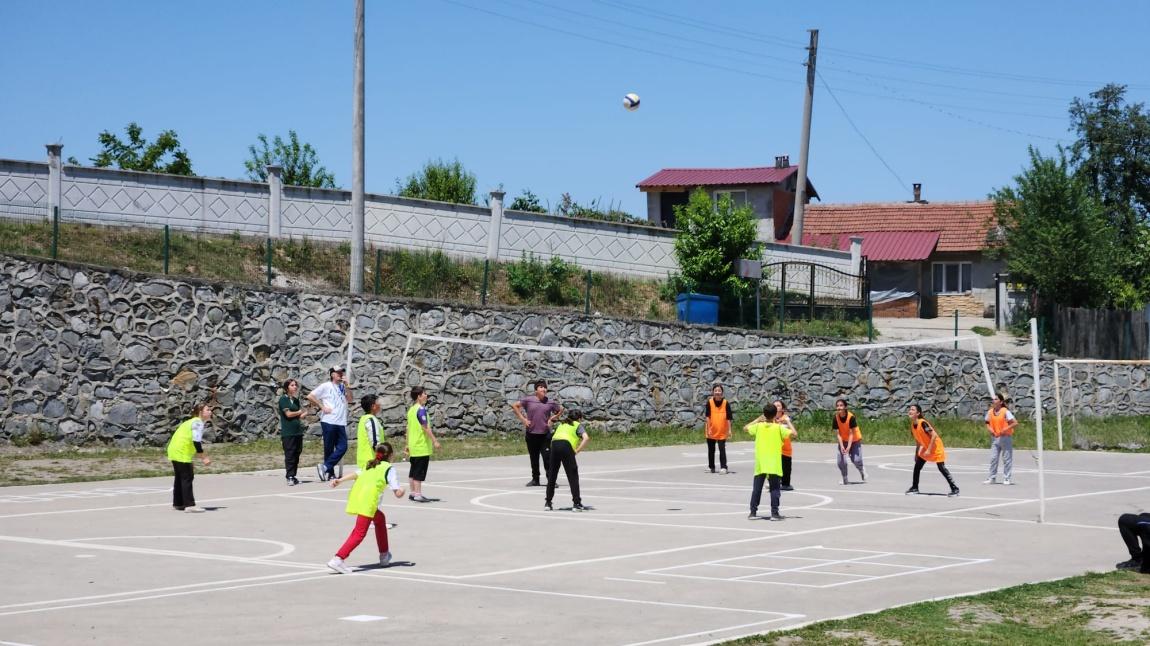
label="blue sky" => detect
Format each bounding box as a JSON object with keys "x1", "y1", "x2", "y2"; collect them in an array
[{"x1": 1, "y1": 0, "x2": 1147, "y2": 216}]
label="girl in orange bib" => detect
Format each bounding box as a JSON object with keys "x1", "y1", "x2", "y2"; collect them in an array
[
  {"x1": 774, "y1": 400, "x2": 797, "y2": 490},
  {"x1": 703, "y1": 384, "x2": 734, "y2": 474},
  {"x1": 833, "y1": 399, "x2": 867, "y2": 485},
  {"x1": 906, "y1": 403, "x2": 959, "y2": 497}
]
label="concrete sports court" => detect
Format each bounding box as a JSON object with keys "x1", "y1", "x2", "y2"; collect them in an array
[{"x1": 1, "y1": 441, "x2": 1145, "y2": 645}]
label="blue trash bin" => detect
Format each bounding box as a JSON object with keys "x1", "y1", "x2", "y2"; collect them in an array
[{"x1": 676, "y1": 293, "x2": 719, "y2": 325}]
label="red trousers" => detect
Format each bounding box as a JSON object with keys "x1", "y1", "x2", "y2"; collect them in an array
[{"x1": 335, "y1": 510, "x2": 389, "y2": 559}]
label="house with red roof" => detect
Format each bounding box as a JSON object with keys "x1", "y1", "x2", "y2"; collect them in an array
[
  {"x1": 636, "y1": 156, "x2": 818, "y2": 240},
  {"x1": 798, "y1": 185, "x2": 1002, "y2": 318}
]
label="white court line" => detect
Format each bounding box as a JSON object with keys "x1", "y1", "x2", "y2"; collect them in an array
[
  {"x1": 603, "y1": 577, "x2": 666, "y2": 585},
  {"x1": 817, "y1": 558, "x2": 994, "y2": 589},
  {"x1": 284, "y1": 493, "x2": 792, "y2": 536},
  {"x1": 0, "y1": 641, "x2": 38, "y2": 646},
  {"x1": 448, "y1": 483, "x2": 1150, "y2": 579},
  {"x1": 0, "y1": 535, "x2": 318, "y2": 572},
  {"x1": 620, "y1": 618, "x2": 797, "y2": 646},
  {"x1": 64, "y1": 535, "x2": 296, "y2": 559}
]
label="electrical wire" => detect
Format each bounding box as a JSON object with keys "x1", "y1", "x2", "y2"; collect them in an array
[{"x1": 816, "y1": 70, "x2": 912, "y2": 196}]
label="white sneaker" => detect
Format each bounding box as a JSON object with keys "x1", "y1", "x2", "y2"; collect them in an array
[
  {"x1": 983, "y1": 477, "x2": 996, "y2": 484},
  {"x1": 1003, "y1": 479, "x2": 1013, "y2": 485},
  {"x1": 719, "y1": 468, "x2": 728, "y2": 475},
  {"x1": 184, "y1": 506, "x2": 206, "y2": 513},
  {"x1": 327, "y1": 557, "x2": 354, "y2": 574},
  {"x1": 379, "y1": 551, "x2": 392, "y2": 566}
]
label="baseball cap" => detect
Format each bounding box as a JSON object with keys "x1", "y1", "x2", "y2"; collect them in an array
[{"x1": 329, "y1": 365, "x2": 346, "y2": 375}]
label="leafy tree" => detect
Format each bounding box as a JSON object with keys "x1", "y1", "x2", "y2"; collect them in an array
[
  {"x1": 508, "y1": 189, "x2": 546, "y2": 213},
  {"x1": 244, "y1": 131, "x2": 336, "y2": 188},
  {"x1": 992, "y1": 148, "x2": 1118, "y2": 309},
  {"x1": 76, "y1": 122, "x2": 193, "y2": 175},
  {"x1": 1069, "y1": 84, "x2": 1150, "y2": 225},
  {"x1": 396, "y1": 158, "x2": 477, "y2": 205},
  {"x1": 671, "y1": 187, "x2": 760, "y2": 298}
]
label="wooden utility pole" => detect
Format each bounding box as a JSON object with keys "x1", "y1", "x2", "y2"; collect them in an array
[{"x1": 792, "y1": 29, "x2": 818, "y2": 247}]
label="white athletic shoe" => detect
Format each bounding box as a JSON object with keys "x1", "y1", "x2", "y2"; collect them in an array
[
  {"x1": 719, "y1": 468, "x2": 728, "y2": 475},
  {"x1": 1003, "y1": 479, "x2": 1014, "y2": 486},
  {"x1": 983, "y1": 477, "x2": 996, "y2": 484},
  {"x1": 184, "y1": 506, "x2": 206, "y2": 513},
  {"x1": 327, "y1": 557, "x2": 354, "y2": 574},
  {"x1": 379, "y1": 551, "x2": 392, "y2": 566}
]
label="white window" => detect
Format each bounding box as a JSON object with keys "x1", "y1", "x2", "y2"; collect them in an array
[
  {"x1": 932, "y1": 262, "x2": 972, "y2": 294},
  {"x1": 713, "y1": 190, "x2": 747, "y2": 209}
]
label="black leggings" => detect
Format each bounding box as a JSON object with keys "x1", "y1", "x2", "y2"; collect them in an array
[
  {"x1": 707, "y1": 438, "x2": 728, "y2": 470},
  {"x1": 172, "y1": 460, "x2": 195, "y2": 508},
  {"x1": 912, "y1": 456, "x2": 958, "y2": 490},
  {"x1": 545, "y1": 441, "x2": 581, "y2": 506},
  {"x1": 782, "y1": 455, "x2": 792, "y2": 487}
]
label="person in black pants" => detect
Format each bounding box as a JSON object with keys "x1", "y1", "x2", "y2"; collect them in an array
[
  {"x1": 545, "y1": 411, "x2": 590, "y2": 511},
  {"x1": 277, "y1": 378, "x2": 308, "y2": 485},
  {"x1": 511, "y1": 380, "x2": 563, "y2": 486},
  {"x1": 1116, "y1": 513, "x2": 1150, "y2": 573}
]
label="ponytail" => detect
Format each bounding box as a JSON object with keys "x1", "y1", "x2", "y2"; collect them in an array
[{"x1": 366, "y1": 442, "x2": 394, "y2": 470}]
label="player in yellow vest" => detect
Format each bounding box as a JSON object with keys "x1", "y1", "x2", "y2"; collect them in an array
[
  {"x1": 906, "y1": 403, "x2": 960, "y2": 497},
  {"x1": 545, "y1": 410, "x2": 590, "y2": 511},
  {"x1": 984, "y1": 393, "x2": 1018, "y2": 485},
  {"x1": 703, "y1": 384, "x2": 733, "y2": 474},
  {"x1": 166, "y1": 402, "x2": 212, "y2": 513},
  {"x1": 833, "y1": 398, "x2": 867, "y2": 485},
  {"x1": 356, "y1": 394, "x2": 385, "y2": 471},
  {"x1": 745, "y1": 405, "x2": 797, "y2": 521},
  {"x1": 327, "y1": 442, "x2": 405, "y2": 574},
  {"x1": 405, "y1": 386, "x2": 440, "y2": 503}
]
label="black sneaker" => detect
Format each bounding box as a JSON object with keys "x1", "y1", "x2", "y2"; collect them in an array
[
  {"x1": 781, "y1": 485, "x2": 794, "y2": 491},
  {"x1": 747, "y1": 511, "x2": 757, "y2": 520},
  {"x1": 290, "y1": 476, "x2": 300, "y2": 486},
  {"x1": 572, "y1": 503, "x2": 585, "y2": 512},
  {"x1": 526, "y1": 479, "x2": 540, "y2": 487},
  {"x1": 1116, "y1": 558, "x2": 1142, "y2": 570},
  {"x1": 948, "y1": 488, "x2": 961, "y2": 498},
  {"x1": 769, "y1": 513, "x2": 784, "y2": 521},
  {"x1": 905, "y1": 487, "x2": 919, "y2": 495},
  {"x1": 544, "y1": 502, "x2": 553, "y2": 511}
]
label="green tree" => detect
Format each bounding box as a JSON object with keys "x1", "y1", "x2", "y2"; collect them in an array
[
  {"x1": 1069, "y1": 84, "x2": 1150, "y2": 224},
  {"x1": 396, "y1": 158, "x2": 477, "y2": 205},
  {"x1": 508, "y1": 189, "x2": 546, "y2": 213},
  {"x1": 78, "y1": 122, "x2": 193, "y2": 175},
  {"x1": 244, "y1": 131, "x2": 336, "y2": 188},
  {"x1": 992, "y1": 147, "x2": 1118, "y2": 309},
  {"x1": 671, "y1": 187, "x2": 760, "y2": 297}
]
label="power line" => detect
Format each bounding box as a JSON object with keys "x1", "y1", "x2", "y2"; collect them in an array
[
  {"x1": 816, "y1": 70, "x2": 911, "y2": 197},
  {"x1": 591, "y1": 0, "x2": 1150, "y2": 91},
  {"x1": 436, "y1": 0, "x2": 800, "y2": 84}
]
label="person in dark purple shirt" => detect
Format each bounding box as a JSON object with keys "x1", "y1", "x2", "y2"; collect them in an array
[{"x1": 511, "y1": 380, "x2": 564, "y2": 486}]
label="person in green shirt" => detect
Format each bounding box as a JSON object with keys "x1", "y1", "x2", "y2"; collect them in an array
[
  {"x1": 405, "y1": 386, "x2": 440, "y2": 503},
  {"x1": 745, "y1": 404, "x2": 797, "y2": 521},
  {"x1": 327, "y1": 442, "x2": 405, "y2": 574},
  {"x1": 355, "y1": 394, "x2": 384, "y2": 471},
  {"x1": 545, "y1": 410, "x2": 590, "y2": 512},
  {"x1": 277, "y1": 379, "x2": 308, "y2": 486}
]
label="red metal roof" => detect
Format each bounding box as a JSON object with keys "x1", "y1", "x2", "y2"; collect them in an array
[
  {"x1": 637, "y1": 166, "x2": 799, "y2": 188},
  {"x1": 801, "y1": 201, "x2": 997, "y2": 252},
  {"x1": 800, "y1": 231, "x2": 940, "y2": 261}
]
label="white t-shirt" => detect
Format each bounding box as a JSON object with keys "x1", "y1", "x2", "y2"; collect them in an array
[{"x1": 311, "y1": 381, "x2": 348, "y2": 426}]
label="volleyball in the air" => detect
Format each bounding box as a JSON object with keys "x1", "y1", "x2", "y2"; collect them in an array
[{"x1": 623, "y1": 93, "x2": 640, "y2": 111}]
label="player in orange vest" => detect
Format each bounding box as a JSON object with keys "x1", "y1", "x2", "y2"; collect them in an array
[
  {"x1": 703, "y1": 385, "x2": 734, "y2": 474},
  {"x1": 984, "y1": 393, "x2": 1018, "y2": 485},
  {"x1": 833, "y1": 399, "x2": 867, "y2": 485},
  {"x1": 774, "y1": 399, "x2": 797, "y2": 490},
  {"x1": 906, "y1": 403, "x2": 960, "y2": 497}
]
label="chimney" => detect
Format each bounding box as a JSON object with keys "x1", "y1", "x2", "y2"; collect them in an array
[
  {"x1": 913, "y1": 183, "x2": 922, "y2": 203},
  {"x1": 775, "y1": 155, "x2": 790, "y2": 169}
]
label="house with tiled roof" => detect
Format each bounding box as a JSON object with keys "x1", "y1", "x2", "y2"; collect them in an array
[
  {"x1": 636, "y1": 156, "x2": 818, "y2": 240},
  {"x1": 796, "y1": 185, "x2": 1001, "y2": 318}
]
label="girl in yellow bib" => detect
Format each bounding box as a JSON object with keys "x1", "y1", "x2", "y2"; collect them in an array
[
  {"x1": 166, "y1": 402, "x2": 212, "y2": 513},
  {"x1": 545, "y1": 410, "x2": 590, "y2": 511},
  {"x1": 327, "y1": 442, "x2": 405, "y2": 574},
  {"x1": 906, "y1": 404, "x2": 960, "y2": 497}
]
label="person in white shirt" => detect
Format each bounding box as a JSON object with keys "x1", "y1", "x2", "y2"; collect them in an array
[
  {"x1": 983, "y1": 393, "x2": 1019, "y2": 485},
  {"x1": 308, "y1": 365, "x2": 353, "y2": 481}
]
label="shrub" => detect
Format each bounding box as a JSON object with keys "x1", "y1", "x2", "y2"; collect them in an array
[{"x1": 506, "y1": 252, "x2": 581, "y2": 306}]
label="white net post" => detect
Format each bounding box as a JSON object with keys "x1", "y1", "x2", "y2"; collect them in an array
[
  {"x1": 1053, "y1": 361, "x2": 1063, "y2": 451},
  {"x1": 1030, "y1": 318, "x2": 1046, "y2": 524}
]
